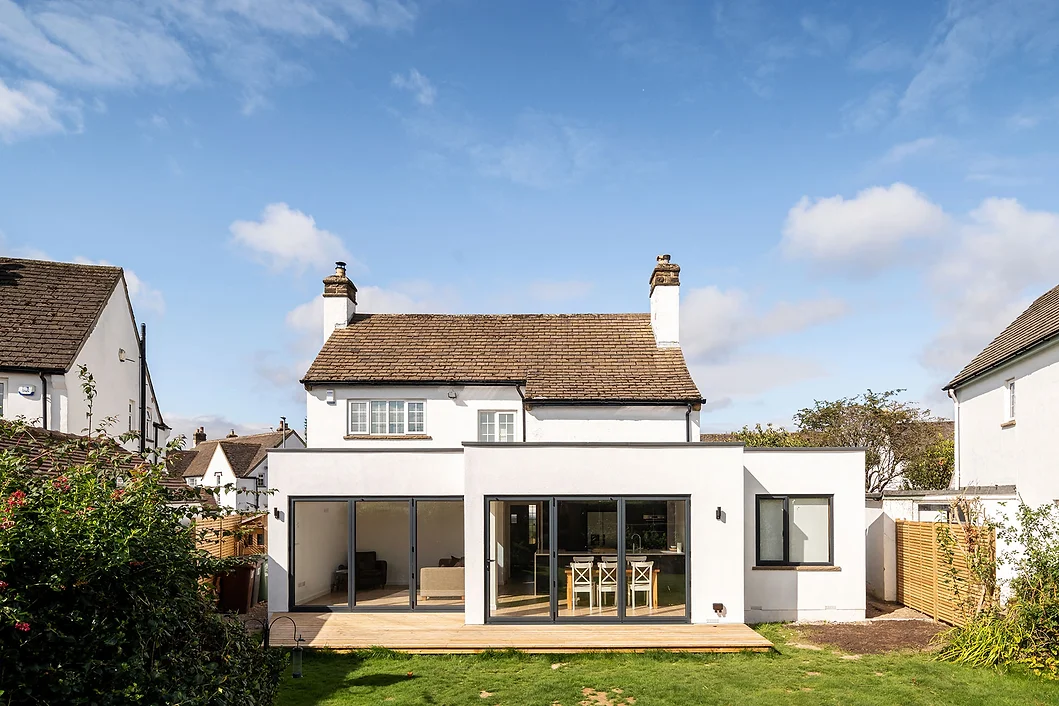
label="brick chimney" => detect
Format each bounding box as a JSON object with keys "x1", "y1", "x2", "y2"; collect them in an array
[
  {"x1": 323, "y1": 261, "x2": 357, "y2": 341},
  {"x1": 193, "y1": 427, "x2": 207, "y2": 447},
  {"x1": 226, "y1": 429, "x2": 238, "y2": 439},
  {"x1": 649, "y1": 254, "x2": 680, "y2": 348}
]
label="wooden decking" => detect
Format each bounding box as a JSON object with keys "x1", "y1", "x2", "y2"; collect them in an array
[{"x1": 267, "y1": 612, "x2": 773, "y2": 653}]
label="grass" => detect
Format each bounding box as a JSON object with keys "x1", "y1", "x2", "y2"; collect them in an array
[{"x1": 275, "y1": 625, "x2": 1058, "y2": 705}]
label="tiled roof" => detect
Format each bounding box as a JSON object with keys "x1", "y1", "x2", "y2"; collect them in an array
[
  {"x1": 0, "y1": 421, "x2": 213, "y2": 505},
  {"x1": 171, "y1": 430, "x2": 296, "y2": 479},
  {"x1": 303, "y1": 313, "x2": 702, "y2": 403},
  {"x1": 946, "y1": 283, "x2": 1059, "y2": 389},
  {"x1": 0, "y1": 258, "x2": 122, "y2": 372}
]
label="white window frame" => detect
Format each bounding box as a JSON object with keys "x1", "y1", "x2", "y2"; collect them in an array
[
  {"x1": 0, "y1": 379, "x2": 6, "y2": 417},
  {"x1": 478, "y1": 410, "x2": 517, "y2": 443},
  {"x1": 128, "y1": 399, "x2": 135, "y2": 432},
  {"x1": 348, "y1": 399, "x2": 426, "y2": 436},
  {"x1": 1004, "y1": 378, "x2": 1016, "y2": 423}
]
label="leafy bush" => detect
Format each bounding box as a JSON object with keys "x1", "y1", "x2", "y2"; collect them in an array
[
  {"x1": 938, "y1": 502, "x2": 1059, "y2": 679},
  {"x1": 0, "y1": 419, "x2": 285, "y2": 704}
]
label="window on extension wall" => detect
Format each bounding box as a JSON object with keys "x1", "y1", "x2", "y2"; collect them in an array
[
  {"x1": 348, "y1": 400, "x2": 426, "y2": 436},
  {"x1": 478, "y1": 411, "x2": 516, "y2": 442},
  {"x1": 756, "y1": 495, "x2": 833, "y2": 566}
]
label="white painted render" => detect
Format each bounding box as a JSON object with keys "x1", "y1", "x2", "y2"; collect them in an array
[
  {"x1": 742, "y1": 449, "x2": 866, "y2": 623},
  {"x1": 1, "y1": 282, "x2": 165, "y2": 450},
  {"x1": 649, "y1": 284, "x2": 679, "y2": 347},
  {"x1": 305, "y1": 384, "x2": 699, "y2": 448},
  {"x1": 322, "y1": 294, "x2": 355, "y2": 342},
  {"x1": 951, "y1": 338, "x2": 1059, "y2": 507},
  {"x1": 267, "y1": 444, "x2": 865, "y2": 625}
]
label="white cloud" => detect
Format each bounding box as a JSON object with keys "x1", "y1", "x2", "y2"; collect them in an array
[
  {"x1": 74, "y1": 257, "x2": 166, "y2": 315},
  {"x1": 900, "y1": 0, "x2": 1059, "y2": 115},
  {"x1": 166, "y1": 413, "x2": 276, "y2": 447},
  {"x1": 922, "y1": 198, "x2": 1059, "y2": 375},
  {"x1": 681, "y1": 286, "x2": 848, "y2": 362},
  {"x1": 469, "y1": 112, "x2": 603, "y2": 189},
  {"x1": 850, "y1": 40, "x2": 914, "y2": 72},
  {"x1": 782, "y1": 183, "x2": 950, "y2": 268},
  {"x1": 0, "y1": 0, "x2": 418, "y2": 120},
  {"x1": 391, "y1": 68, "x2": 436, "y2": 106},
  {"x1": 527, "y1": 280, "x2": 594, "y2": 303},
  {"x1": 692, "y1": 353, "x2": 829, "y2": 416},
  {"x1": 880, "y1": 136, "x2": 941, "y2": 165},
  {"x1": 799, "y1": 15, "x2": 850, "y2": 53},
  {"x1": 229, "y1": 202, "x2": 351, "y2": 273},
  {"x1": 840, "y1": 85, "x2": 896, "y2": 132},
  {"x1": 0, "y1": 77, "x2": 79, "y2": 143}
]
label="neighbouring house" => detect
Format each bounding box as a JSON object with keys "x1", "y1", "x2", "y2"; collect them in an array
[
  {"x1": 0, "y1": 258, "x2": 168, "y2": 451},
  {"x1": 170, "y1": 423, "x2": 304, "y2": 511},
  {"x1": 0, "y1": 420, "x2": 212, "y2": 508},
  {"x1": 267, "y1": 256, "x2": 866, "y2": 627},
  {"x1": 865, "y1": 283, "x2": 1059, "y2": 603}
]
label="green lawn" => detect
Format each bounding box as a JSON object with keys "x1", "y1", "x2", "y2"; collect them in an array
[{"x1": 275, "y1": 625, "x2": 1058, "y2": 705}]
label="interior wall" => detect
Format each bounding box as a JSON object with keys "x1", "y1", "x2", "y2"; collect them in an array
[
  {"x1": 416, "y1": 501, "x2": 465, "y2": 570},
  {"x1": 356, "y1": 501, "x2": 411, "y2": 586},
  {"x1": 293, "y1": 501, "x2": 348, "y2": 604}
]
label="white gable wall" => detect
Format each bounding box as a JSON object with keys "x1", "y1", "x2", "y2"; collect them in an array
[{"x1": 953, "y1": 338, "x2": 1059, "y2": 507}]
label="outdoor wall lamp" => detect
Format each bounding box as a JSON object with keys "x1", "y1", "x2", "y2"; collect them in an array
[
  {"x1": 716, "y1": 506, "x2": 722, "y2": 520},
  {"x1": 274, "y1": 507, "x2": 281, "y2": 520},
  {"x1": 447, "y1": 390, "x2": 458, "y2": 400}
]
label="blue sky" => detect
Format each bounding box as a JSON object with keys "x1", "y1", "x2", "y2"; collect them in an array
[{"x1": 2, "y1": 0, "x2": 1059, "y2": 440}]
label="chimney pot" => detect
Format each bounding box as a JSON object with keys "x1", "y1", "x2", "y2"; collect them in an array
[
  {"x1": 226, "y1": 429, "x2": 238, "y2": 439},
  {"x1": 193, "y1": 426, "x2": 207, "y2": 447}
]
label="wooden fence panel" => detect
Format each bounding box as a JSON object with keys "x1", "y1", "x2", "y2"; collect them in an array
[
  {"x1": 195, "y1": 514, "x2": 267, "y2": 559},
  {"x1": 895, "y1": 520, "x2": 993, "y2": 626}
]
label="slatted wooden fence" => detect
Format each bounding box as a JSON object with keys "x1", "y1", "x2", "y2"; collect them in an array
[
  {"x1": 895, "y1": 520, "x2": 994, "y2": 626},
  {"x1": 195, "y1": 514, "x2": 267, "y2": 559}
]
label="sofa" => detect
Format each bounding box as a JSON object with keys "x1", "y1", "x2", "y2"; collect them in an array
[
  {"x1": 419, "y1": 567, "x2": 464, "y2": 599},
  {"x1": 354, "y1": 551, "x2": 387, "y2": 591}
]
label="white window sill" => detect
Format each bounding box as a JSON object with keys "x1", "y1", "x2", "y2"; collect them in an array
[{"x1": 344, "y1": 434, "x2": 432, "y2": 441}]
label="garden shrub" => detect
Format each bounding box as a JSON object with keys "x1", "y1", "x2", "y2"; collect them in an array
[
  {"x1": 0, "y1": 419, "x2": 284, "y2": 705},
  {"x1": 938, "y1": 502, "x2": 1059, "y2": 679}
]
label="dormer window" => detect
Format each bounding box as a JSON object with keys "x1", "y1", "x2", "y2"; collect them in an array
[{"x1": 349, "y1": 400, "x2": 425, "y2": 436}]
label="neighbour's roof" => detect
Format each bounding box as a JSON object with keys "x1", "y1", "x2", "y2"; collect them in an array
[
  {"x1": 0, "y1": 421, "x2": 212, "y2": 505},
  {"x1": 946, "y1": 282, "x2": 1059, "y2": 390},
  {"x1": 303, "y1": 313, "x2": 702, "y2": 403},
  {"x1": 869, "y1": 484, "x2": 1018, "y2": 499},
  {"x1": 0, "y1": 258, "x2": 123, "y2": 372},
  {"x1": 170, "y1": 430, "x2": 298, "y2": 479}
]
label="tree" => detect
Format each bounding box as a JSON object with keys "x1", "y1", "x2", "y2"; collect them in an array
[
  {"x1": 734, "y1": 423, "x2": 812, "y2": 448},
  {"x1": 902, "y1": 435, "x2": 955, "y2": 490},
  {"x1": 793, "y1": 389, "x2": 941, "y2": 493},
  {"x1": 0, "y1": 417, "x2": 284, "y2": 705}
]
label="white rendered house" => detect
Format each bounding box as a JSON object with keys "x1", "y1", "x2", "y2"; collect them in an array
[
  {"x1": 171, "y1": 424, "x2": 304, "y2": 511},
  {"x1": 268, "y1": 257, "x2": 866, "y2": 626},
  {"x1": 0, "y1": 258, "x2": 167, "y2": 451}
]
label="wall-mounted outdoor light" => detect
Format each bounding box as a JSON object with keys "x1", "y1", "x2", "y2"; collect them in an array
[
  {"x1": 447, "y1": 390, "x2": 458, "y2": 400},
  {"x1": 716, "y1": 506, "x2": 722, "y2": 520},
  {"x1": 325, "y1": 389, "x2": 335, "y2": 404},
  {"x1": 273, "y1": 507, "x2": 281, "y2": 520}
]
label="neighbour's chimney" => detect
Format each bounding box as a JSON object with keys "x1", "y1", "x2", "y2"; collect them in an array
[
  {"x1": 193, "y1": 427, "x2": 207, "y2": 447},
  {"x1": 226, "y1": 429, "x2": 238, "y2": 439},
  {"x1": 323, "y1": 261, "x2": 357, "y2": 341},
  {"x1": 649, "y1": 254, "x2": 680, "y2": 348}
]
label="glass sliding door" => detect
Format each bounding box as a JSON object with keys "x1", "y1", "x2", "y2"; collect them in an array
[
  {"x1": 292, "y1": 500, "x2": 351, "y2": 608},
  {"x1": 556, "y1": 499, "x2": 619, "y2": 619},
  {"x1": 485, "y1": 496, "x2": 690, "y2": 624},
  {"x1": 624, "y1": 499, "x2": 688, "y2": 619},
  {"x1": 415, "y1": 500, "x2": 465, "y2": 609},
  {"x1": 354, "y1": 500, "x2": 411, "y2": 608},
  {"x1": 488, "y1": 499, "x2": 552, "y2": 619}
]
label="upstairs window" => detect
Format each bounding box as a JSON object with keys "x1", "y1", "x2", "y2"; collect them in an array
[
  {"x1": 756, "y1": 495, "x2": 833, "y2": 566},
  {"x1": 478, "y1": 411, "x2": 516, "y2": 442},
  {"x1": 1005, "y1": 378, "x2": 1016, "y2": 422},
  {"x1": 348, "y1": 400, "x2": 426, "y2": 436}
]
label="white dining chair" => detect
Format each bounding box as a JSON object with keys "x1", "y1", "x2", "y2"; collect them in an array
[
  {"x1": 625, "y1": 555, "x2": 647, "y2": 563},
  {"x1": 570, "y1": 562, "x2": 594, "y2": 612},
  {"x1": 573, "y1": 556, "x2": 594, "y2": 564},
  {"x1": 628, "y1": 561, "x2": 654, "y2": 610},
  {"x1": 596, "y1": 561, "x2": 618, "y2": 608}
]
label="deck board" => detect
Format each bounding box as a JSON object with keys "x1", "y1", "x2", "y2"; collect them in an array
[{"x1": 266, "y1": 612, "x2": 772, "y2": 653}]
